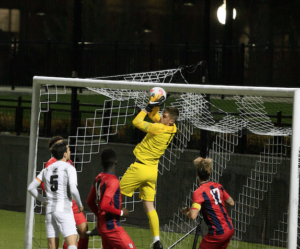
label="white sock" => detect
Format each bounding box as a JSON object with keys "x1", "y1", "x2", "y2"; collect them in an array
[
  {"x1": 153, "y1": 236, "x2": 160, "y2": 243},
  {"x1": 68, "y1": 246, "x2": 77, "y2": 249}
]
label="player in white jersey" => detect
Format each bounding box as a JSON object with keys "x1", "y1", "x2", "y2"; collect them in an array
[{"x1": 28, "y1": 141, "x2": 83, "y2": 249}]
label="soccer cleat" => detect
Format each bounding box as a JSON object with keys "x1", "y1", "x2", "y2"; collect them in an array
[
  {"x1": 153, "y1": 240, "x2": 163, "y2": 249},
  {"x1": 86, "y1": 227, "x2": 100, "y2": 237}
]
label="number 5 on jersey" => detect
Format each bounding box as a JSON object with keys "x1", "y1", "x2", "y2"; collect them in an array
[{"x1": 50, "y1": 175, "x2": 58, "y2": 192}]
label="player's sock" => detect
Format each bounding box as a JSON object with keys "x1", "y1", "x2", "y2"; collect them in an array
[
  {"x1": 147, "y1": 209, "x2": 160, "y2": 242},
  {"x1": 67, "y1": 246, "x2": 77, "y2": 249},
  {"x1": 78, "y1": 237, "x2": 89, "y2": 249},
  {"x1": 63, "y1": 241, "x2": 68, "y2": 249},
  {"x1": 153, "y1": 235, "x2": 160, "y2": 243}
]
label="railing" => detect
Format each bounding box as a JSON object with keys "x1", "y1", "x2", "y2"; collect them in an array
[
  {"x1": 0, "y1": 96, "x2": 292, "y2": 155},
  {"x1": 1, "y1": 41, "x2": 300, "y2": 88}
]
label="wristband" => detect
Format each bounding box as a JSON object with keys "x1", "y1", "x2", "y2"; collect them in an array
[{"x1": 120, "y1": 210, "x2": 123, "y2": 216}]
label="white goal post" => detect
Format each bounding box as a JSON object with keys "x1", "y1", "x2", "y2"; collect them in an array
[{"x1": 24, "y1": 76, "x2": 300, "y2": 249}]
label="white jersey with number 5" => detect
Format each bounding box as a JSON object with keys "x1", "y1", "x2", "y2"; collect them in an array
[{"x1": 36, "y1": 161, "x2": 77, "y2": 214}]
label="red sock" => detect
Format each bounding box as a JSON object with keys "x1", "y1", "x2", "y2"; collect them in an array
[
  {"x1": 78, "y1": 238, "x2": 89, "y2": 249},
  {"x1": 63, "y1": 241, "x2": 67, "y2": 249}
]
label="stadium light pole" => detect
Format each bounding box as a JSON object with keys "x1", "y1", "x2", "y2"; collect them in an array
[
  {"x1": 222, "y1": 0, "x2": 234, "y2": 87},
  {"x1": 200, "y1": 0, "x2": 211, "y2": 158},
  {"x1": 70, "y1": 0, "x2": 82, "y2": 167}
]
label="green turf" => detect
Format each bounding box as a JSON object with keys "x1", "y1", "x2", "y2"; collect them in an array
[
  {"x1": 0, "y1": 210, "x2": 26, "y2": 248},
  {"x1": 1, "y1": 209, "x2": 285, "y2": 249}
]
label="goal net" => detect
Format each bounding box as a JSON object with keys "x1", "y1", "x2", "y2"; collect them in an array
[{"x1": 24, "y1": 65, "x2": 300, "y2": 249}]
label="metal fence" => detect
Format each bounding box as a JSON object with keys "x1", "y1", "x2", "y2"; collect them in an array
[
  {"x1": 0, "y1": 96, "x2": 292, "y2": 155},
  {"x1": 0, "y1": 40, "x2": 300, "y2": 88}
]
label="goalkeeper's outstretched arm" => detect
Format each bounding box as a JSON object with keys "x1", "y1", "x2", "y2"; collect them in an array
[
  {"x1": 132, "y1": 111, "x2": 163, "y2": 134},
  {"x1": 148, "y1": 107, "x2": 160, "y2": 123}
]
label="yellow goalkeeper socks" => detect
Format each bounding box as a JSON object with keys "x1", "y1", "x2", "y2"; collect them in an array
[{"x1": 147, "y1": 209, "x2": 160, "y2": 238}]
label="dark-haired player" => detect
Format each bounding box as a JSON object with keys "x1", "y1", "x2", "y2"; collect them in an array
[
  {"x1": 41, "y1": 136, "x2": 89, "y2": 249},
  {"x1": 120, "y1": 93, "x2": 179, "y2": 249},
  {"x1": 28, "y1": 141, "x2": 83, "y2": 249},
  {"x1": 87, "y1": 148, "x2": 136, "y2": 249},
  {"x1": 181, "y1": 157, "x2": 235, "y2": 249}
]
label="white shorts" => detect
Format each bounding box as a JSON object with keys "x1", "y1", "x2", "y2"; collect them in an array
[{"x1": 45, "y1": 212, "x2": 77, "y2": 238}]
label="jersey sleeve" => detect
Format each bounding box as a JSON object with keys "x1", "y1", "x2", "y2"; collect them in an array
[
  {"x1": 100, "y1": 196, "x2": 122, "y2": 216},
  {"x1": 222, "y1": 188, "x2": 230, "y2": 201},
  {"x1": 67, "y1": 166, "x2": 78, "y2": 186},
  {"x1": 148, "y1": 107, "x2": 160, "y2": 123},
  {"x1": 36, "y1": 170, "x2": 44, "y2": 183},
  {"x1": 132, "y1": 111, "x2": 165, "y2": 135}
]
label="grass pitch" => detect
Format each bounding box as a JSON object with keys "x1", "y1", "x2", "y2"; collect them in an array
[{"x1": 1, "y1": 209, "x2": 284, "y2": 249}]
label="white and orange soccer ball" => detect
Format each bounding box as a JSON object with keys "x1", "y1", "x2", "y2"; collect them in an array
[{"x1": 149, "y1": 87, "x2": 167, "y2": 103}]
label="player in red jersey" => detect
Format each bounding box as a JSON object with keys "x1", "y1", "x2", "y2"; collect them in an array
[
  {"x1": 181, "y1": 157, "x2": 235, "y2": 249},
  {"x1": 41, "y1": 136, "x2": 89, "y2": 249},
  {"x1": 87, "y1": 148, "x2": 136, "y2": 249}
]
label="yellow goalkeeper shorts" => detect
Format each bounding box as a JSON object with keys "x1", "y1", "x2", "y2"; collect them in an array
[{"x1": 120, "y1": 162, "x2": 158, "y2": 202}]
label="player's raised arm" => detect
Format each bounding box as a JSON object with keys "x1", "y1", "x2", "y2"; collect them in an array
[
  {"x1": 147, "y1": 90, "x2": 170, "y2": 123},
  {"x1": 132, "y1": 111, "x2": 161, "y2": 133},
  {"x1": 28, "y1": 170, "x2": 47, "y2": 205},
  {"x1": 148, "y1": 107, "x2": 161, "y2": 123},
  {"x1": 133, "y1": 88, "x2": 167, "y2": 129}
]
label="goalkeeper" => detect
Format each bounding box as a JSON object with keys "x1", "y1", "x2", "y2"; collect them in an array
[{"x1": 120, "y1": 92, "x2": 179, "y2": 249}]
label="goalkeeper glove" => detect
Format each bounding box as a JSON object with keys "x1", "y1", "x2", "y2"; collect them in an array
[{"x1": 145, "y1": 93, "x2": 170, "y2": 112}]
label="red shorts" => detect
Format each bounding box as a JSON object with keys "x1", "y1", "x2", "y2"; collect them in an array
[
  {"x1": 99, "y1": 226, "x2": 136, "y2": 249},
  {"x1": 72, "y1": 200, "x2": 87, "y2": 226},
  {"x1": 200, "y1": 228, "x2": 234, "y2": 249},
  {"x1": 73, "y1": 210, "x2": 87, "y2": 226}
]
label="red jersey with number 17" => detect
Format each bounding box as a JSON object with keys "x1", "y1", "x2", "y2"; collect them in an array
[{"x1": 192, "y1": 181, "x2": 233, "y2": 235}]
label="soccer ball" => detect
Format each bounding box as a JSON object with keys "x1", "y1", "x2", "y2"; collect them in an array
[{"x1": 150, "y1": 87, "x2": 167, "y2": 102}]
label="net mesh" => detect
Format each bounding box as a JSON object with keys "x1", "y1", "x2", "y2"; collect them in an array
[{"x1": 30, "y1": 64, "x2": 296, "y2": 249}]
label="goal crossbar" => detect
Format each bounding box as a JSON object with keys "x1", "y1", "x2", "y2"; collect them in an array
[
  {"x1": 33, "y1": 76, "x2": 297, "y2": 97},
  {"x1": 24, "y1": 76, "x2": 300, "y2": 249}
]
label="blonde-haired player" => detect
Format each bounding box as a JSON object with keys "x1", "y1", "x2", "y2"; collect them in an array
[
  {"x1": 181, "y1": 158, "x2": 234, "y2": 249},
  {"x1": 120, "y1": 92, "x2": 179, "y2": 249}
]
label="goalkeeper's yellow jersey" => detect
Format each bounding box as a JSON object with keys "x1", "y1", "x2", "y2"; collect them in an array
[{"x1": 132, "y1": 107, "x2": 177, "y2": 167}]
